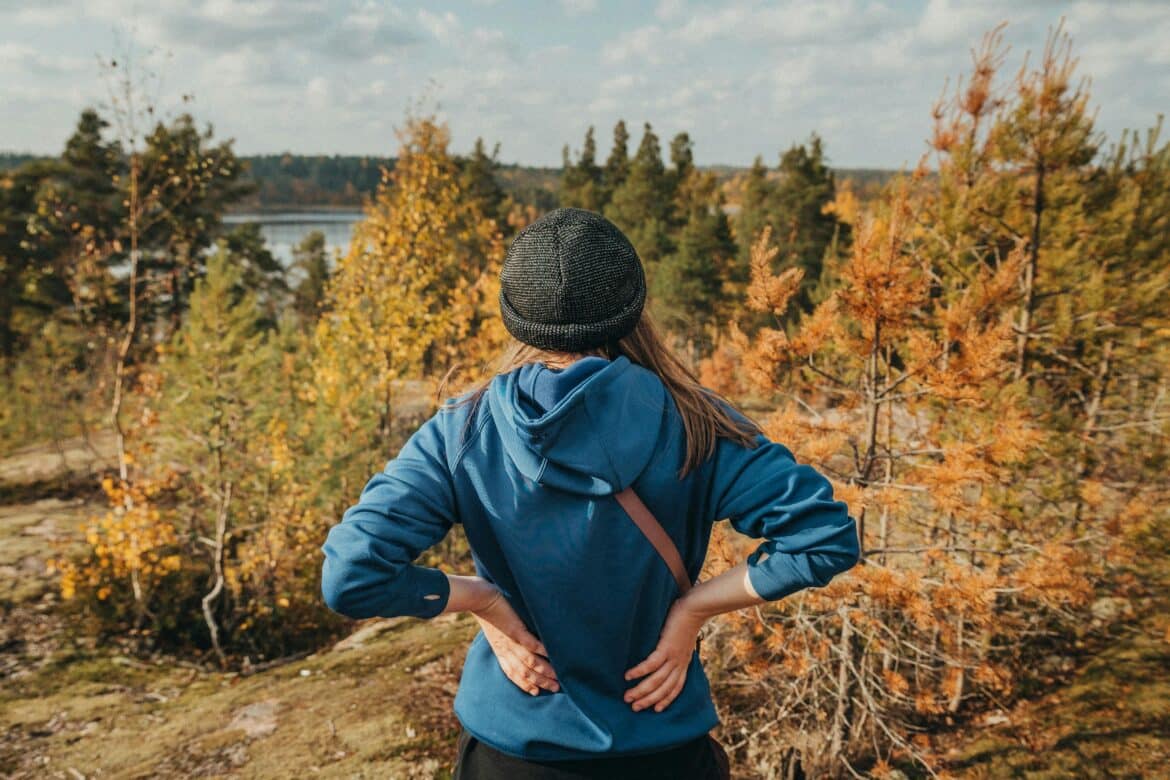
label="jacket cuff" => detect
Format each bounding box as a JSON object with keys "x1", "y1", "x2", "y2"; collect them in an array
[
  {"x1": 745, "y1": 547, "x2": 810, "y2": 602},
  {"x1": 405, "y1": 565, "x2": 451, "y2": 619}
]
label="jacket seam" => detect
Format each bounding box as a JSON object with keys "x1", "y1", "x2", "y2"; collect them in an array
[
  {"x1": 451, "y1": 403, "x2": 492, "y2": 474},
  {"x1": 584, "y1": 397, "x2": 624, "y2": 490}
]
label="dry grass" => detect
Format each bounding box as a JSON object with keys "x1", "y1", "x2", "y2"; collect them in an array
[
  {"x1": 2, "y1": 435, "x2": 1168, "y2": 778},
  {"x1": 1, "y1": 613, "x2": 476, "y2": 779},
  {"x1": 936, "y1": 527, "x2": 1170, "y2": 779}
]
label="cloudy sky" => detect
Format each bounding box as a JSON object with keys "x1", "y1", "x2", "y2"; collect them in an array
[{"x1": 1, "y1": 1, "x2": 1167, "y2": 168}]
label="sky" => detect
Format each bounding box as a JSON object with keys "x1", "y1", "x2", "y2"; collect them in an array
[{"x1": 1, "y1": 1, "x2": 1168, "y2": 169}]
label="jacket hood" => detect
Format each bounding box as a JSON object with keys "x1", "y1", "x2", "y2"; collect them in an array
[{"x1": 485, "y1": 355, "x2": 669, "y2": 496}]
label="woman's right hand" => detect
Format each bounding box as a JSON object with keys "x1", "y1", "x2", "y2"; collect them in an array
[
  {"x1": 623, "y1": 597, "x2": 706, "y2": 712},
  {"x1": 623, "y1": 562, "x2": 766, "y2": 712},
  {"x1": 472, "y1": 589, "x2": 560, "y2": 696}
]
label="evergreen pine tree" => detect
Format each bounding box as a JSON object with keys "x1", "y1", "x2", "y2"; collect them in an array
[
  {"x1": 560, "y1": 126, "x2": 604, "y2": 211},
  {"x1": 135, "y1": 114, "x2": 252, "y2": 336},
  {"x1": 769, "y1": 134, "x2": 845, "y2": 313},
  {"x1": 0, "y1": 161, "x2": 67, "y2": 355},
  {"x1": 13, "y1": 109, "x2": 125, "y2": 342},
  {"x1": 666, "y1": 131, "x2": 695, "y2": 211},
  {"x1": 290, "y1": 230, "x2": 330, "y2": 327},
  {"x1": 458, "y1": 137, "x2": 508, "y2": 224},
  {"x1": 601, "y1": 119, "x2": 630, "y2": 205},
  {"x1": 59, "y1": 109, "x2": 123, "y2": 246},
  {"x1": 158, "y1": 246, "x2": 273, "y2": 663},
  {"x1": 560, "y1": 142, "x2": 579, "y2": 205},
  {"x1": 604, "y1": 122, "x2": 674, "y2": 264},
  {"x1": 731, "y1": 155, "x2": 774, "y2": 293},
  {"x1": 650, "y1": 167, "x2": 736, "y2": 357}
]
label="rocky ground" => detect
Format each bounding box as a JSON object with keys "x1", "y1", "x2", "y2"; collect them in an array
[
  {"x1": 937, "y1": 536, "x2": 1170, "y2": 779},
  {"x1": 0, "y1": 433, "x2": 475, "y2": 779},
  {"x1": 1, "y1": 433, "x2": 1167, "y2": 779}
]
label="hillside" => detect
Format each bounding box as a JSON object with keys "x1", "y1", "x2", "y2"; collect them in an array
[
  {"x1": 1, "y1": 434, "x2": 1166, "y2": 779},
  {"x1": 0, "y1": 434, "x2": 477, "y2": 779}
]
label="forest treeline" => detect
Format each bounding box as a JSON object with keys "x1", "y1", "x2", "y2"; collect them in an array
[
  {"x1": 1, "y1": 151, "x2": 894, "y2": 213},
  {"x1": 230, "y1": 154, "x2": 892, "y2": 212},
  {"x1": 0, "y1": 150, "x2": 561, "y2": 211},
  {"x1": 2, "y1": 23, "x2": 1168, "y2": 778}
]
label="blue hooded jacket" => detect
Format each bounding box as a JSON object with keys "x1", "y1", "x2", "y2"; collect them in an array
[{"x1": 321, "y1": 355, "x2": 860, "y2": 760}]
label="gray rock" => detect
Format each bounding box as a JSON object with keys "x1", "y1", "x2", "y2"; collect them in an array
[
  {"x1": 226, "y1": 699, "x2": 280, "y2": 739},
  {"x1": 1090, "y1": 596, "x2": 1133, "y2": 622}
]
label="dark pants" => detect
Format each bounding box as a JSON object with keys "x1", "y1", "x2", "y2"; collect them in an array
[{"x1": 452, "y1": 727, "x2": 730, "y2": 780}]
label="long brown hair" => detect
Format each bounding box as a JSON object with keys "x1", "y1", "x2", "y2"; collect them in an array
[{"x1": 438, "y1": 309, "x2": 763, "y2": 479}]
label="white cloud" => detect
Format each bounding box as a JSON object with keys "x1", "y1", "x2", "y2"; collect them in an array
[
  {"x1": 305, "y1": 76, "x2": 330, "y2": 110},
  {"x1": 5, "y1": 1, "x2": 78, "y2": 27},
  {"x1": 560, "y1": 0, "x2": 598, "y2": 16},
  {"x1": 601, "y1": 25, "x2": 672, "y2": 65},
  {"x1": 472, "y1": 28, "x2": 506, "y2": 46},
  {"x1": 330, "y1": 3, "x2": 420, "y2": 61},
  {"x1": 916, "y1": 0, "x2": 1008, "y2": 47},
  {"x1": 670, "y1": 1, "x2": 892, "y2": 46},
  {"x1": 0, "y1": 42, "x2": 88, "y2": 77},
  {"x1": 655, "y1": 0, "x2": 686, "y2": 21},
  {"x1": 417, "y1": 8, "x2": 459, "y2": 45},
  {"x1": 1, "y1": 0, "x2": 1167, "y2": 168}
]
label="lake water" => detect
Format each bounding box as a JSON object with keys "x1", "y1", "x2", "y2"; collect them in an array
[{"x1": 223, "y1": 211, "x2": 362, "y2": 267}]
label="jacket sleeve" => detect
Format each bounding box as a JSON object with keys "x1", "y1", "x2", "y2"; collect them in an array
[
  {"x1": 709, "y1": 408, "x2": 861, "y2": 602},
  {"x1": 320, "y1": 414, "x2": 456, "y2": 620}
]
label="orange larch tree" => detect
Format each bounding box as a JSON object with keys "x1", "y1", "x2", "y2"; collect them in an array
[{"x1": 701, "y1": 183, "x2": 1095, "y2": 775}]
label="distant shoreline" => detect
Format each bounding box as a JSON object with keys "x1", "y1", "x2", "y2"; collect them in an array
[{"x1": 224, "y1": 208, "x2": 364, "y2": 222}]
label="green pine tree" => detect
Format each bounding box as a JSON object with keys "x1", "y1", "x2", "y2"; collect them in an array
[
  {"x1": 604, "y1": 122, "x2": 675, "y2": 265},
  {"x1": 560, "y1": 126, "x2": 604, "y2": 211},
  {"x1": 732, "y1": 155, "x2": 775, "y2": 292},
  {"x1": 136, "y1": 114, "x2": 252, "y2": 336},
  {"x1": 601, "y1": 120, "x2": 631, "y2": 205},
  {"x1": 158, "y1": 246, "x2": 274, "y2": 663},
  {"x1": 458, "y1": 137, "x2": 508, "y2": 224},
  {"x1": 768, "y1": 134, "x2": 845, "y2": 313},
  {"x1": 57, "y1": 109, "x2": 123, "y2": 263},
  {"x1": 290, "y1": 230, "x2": 331, "y2": 327},
  {"x1": 666, "y1": 131, "x2": 695, "y2": 213},
  {"x1": 7, "y1": 109, "x2": 125, "y2": 350},
  {"x1": 650, "y1": 167, "x2": 737, "y2": 357}
]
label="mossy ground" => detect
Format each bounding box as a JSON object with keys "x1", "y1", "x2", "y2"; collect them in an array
[
  {"x1": 934, "y1": 543, "x2": 1170, "y2": 780},
  {"x1": 0, "y1": 436, "x2": 478, "y2": 779},
  {"x1": 1, "y1": 613, "x2": 478, "y2": 779},
  {"x1": 2, "y1": 436, "x2": 1168, "y2": 779}
]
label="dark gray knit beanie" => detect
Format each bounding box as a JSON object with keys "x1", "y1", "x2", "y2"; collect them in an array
[{"x1": 499, "y1": 207, "x2": 646, "y2": 352}]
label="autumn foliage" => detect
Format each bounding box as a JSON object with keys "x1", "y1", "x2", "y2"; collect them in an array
[
  {"x1": 312, "y1": 115, "x2": 508, "y2": 453},
  {"x1": 698, "y1": 24, "x2": 1168, "y2": 777},
  {"x1": 21, "y1": 21, "x2": 1169, "y2": 779},
  {"x1": 49, "y1": 114, "x2": 509, "y2": 664},
  {"x1": 703, "y1": 197, "x2": 1080, "y2": 775}
]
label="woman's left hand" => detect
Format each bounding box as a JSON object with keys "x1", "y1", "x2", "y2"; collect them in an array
[{"x1": 470, "y1": 586, "x2": 559, "y2": 696}]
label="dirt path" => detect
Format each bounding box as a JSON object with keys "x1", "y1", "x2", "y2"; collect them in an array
[
  {"x1": 0, "y1": 430, "x2": 117, "y2": 488},
  {"x1": 0, "y1": 431, "x2": 113, "y2": 694}
]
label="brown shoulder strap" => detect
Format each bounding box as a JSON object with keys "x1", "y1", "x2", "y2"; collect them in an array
[{"x1": 614, "y1": 486, "x2": 692, "y2": 596}]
